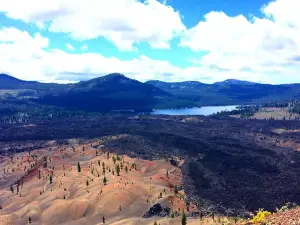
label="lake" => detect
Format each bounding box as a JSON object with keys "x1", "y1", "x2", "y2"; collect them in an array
[{"x1": 151, "y1": 105, "x2": 238, "y2": 116}]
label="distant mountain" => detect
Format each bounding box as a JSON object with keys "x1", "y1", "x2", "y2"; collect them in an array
[
  {"x1": 146, "y1": 80, "x2": 207, "y2": 89},
  {"x1": 214, "y1": 79, "x2": 258, "y2": 86},
  {"x1": 2, "y1": 73, "x2": 300, "y2": 111},
  {"x1": 0, "y1": 73, "x2": 66, "y2": 91},
  {"x1": 146, "y1": 79, "x2": 300, "y2": 105},
  {"x1": 37, "y1": 73, "x2": 198, "y2": 112},
  {"x1": 0, "y1": 73, "x2": 38, "y2": 89}
]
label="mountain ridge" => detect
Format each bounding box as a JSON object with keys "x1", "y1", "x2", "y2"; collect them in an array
[
  {"x1": 1, "y1": 73, "x2": 300, "y2": 111},
  {"x1": 2, "y1": 73, "x2": 300, "y2": 86}
]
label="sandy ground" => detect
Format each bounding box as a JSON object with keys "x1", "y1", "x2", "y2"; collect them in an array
[
  {"x1": 0, "y1": 140, "x2": 200, "y2": 225},
  {"x1": 2, "y1": 138, "x2": 295, "y2": 225}
]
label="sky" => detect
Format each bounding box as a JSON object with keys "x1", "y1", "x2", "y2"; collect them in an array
[{"x1": 0, "y1": 0, "x2": 299, "y2": 84}]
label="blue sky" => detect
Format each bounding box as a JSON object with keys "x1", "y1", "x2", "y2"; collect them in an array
[{"x1": 0, "y1": 0, "x2": 299, "y2": 84}]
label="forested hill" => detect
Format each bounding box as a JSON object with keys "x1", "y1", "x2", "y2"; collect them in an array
[
  {"x1": 0, "y1": 73, "x2": 199, "y2": 112},
  {"x1": 38, "y1": 73, "x2": 189, "y2": 112},
  {"x1": 1, "y1": 73, "x2": 300, "y2": 112},
  {"x1": 146, "y1": 80, "x2": 300, "y2": 105},
  {"x1": 0, "y1": 73, "x2": 66, "y2": 90}
]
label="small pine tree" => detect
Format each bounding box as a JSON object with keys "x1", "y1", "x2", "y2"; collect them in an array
[
  {"x1": 77, "y1": 162, "x2": 81, "y2": 172},
  {"x1": 28, "y1": 216, "x2": 31, "y2": 224},
  {"x1": 200, "y1": 210, "x2": 203, "y2": 220},
  {"x1": 125, "y1": 166, "x2": 128, "y2": 173},
  {"x1": 10, "y1": 184, "x2": 14, "y2": 193},
  {"x1": 103, "y1": 177, "x2": 107, "y2": 185},
  {"x1": 174, "y1": 185, "x2": 178, "y2": 194},
  {"x1": 116, "y1": 164, "x2": 120, "y2": 176},
  {"x1": 171, "y1": 212, "x2": 175, "y2": 218},
  {"x1": 102, "y1": 216, "x2": 105, "y2": 223},
  {"x1": 50, "y1": 175, "x2": 53, "y2": 184},
  {"x1": 112, "y1": 156, "x2": 116, "y2": 164},
  {"x1": 98, "y1": 160, "x2": 100, "y2": 166},
  {"x1": 86, "y1": 180, "x2": 89, "y2": 186},
  {"x1": 38, "y1": 170, "x2": 41, "y2": 179},
  {"x1": 154, "y1": 221, "x2": 158, "y2": 225},
  {"x1": 166, "y1": 170, "x2": 169, "y2": 178},
  {"x1": 107, "y1": 152, "x2": 110, "y2": 159},
  {"x1": 181, "y1": 210, "x2": 187, "y2": 225}
]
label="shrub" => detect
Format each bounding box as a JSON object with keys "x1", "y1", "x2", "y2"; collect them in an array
[{"x1": 250, "y1": 209, "x2": 271, "y2": 224}]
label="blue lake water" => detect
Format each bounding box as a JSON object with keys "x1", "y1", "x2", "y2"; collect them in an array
[{"x1": 151, "y1": 105, "x2": 238, "y2": 116}]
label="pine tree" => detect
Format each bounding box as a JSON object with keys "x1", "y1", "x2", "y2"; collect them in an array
[
  {"x1": 200, "y1": 210, "x2": 203, "y2": 220},
  {"x1": 107, "y1": 152, "x2": 110, "y2": 159},
  {"x1": 174, "y1": 185, "x2": 178, "y2": 194},
  {"x1": 116, "y1": 164, "x2": 120, "y2": 176},
  {"x1": 28, "y1": 216, "x2": 32, "y2": 224},
  {"x1": 98, "y1": 160, "x2": 100, "y2": 166},
  {"x1": 154, "y1": 221, "x2": 158, "y2": 225},
  {"x1": 103, "y1": 177, "x2": 107, "y2": 185},
  {"x1": 181, "y1": 210, "x2": 187, "y2": 225},
  {"x1": 102, "y1": 216, "x2": 105, "y2": 223},
  {"x1": 112, "y1": 156, "x2": 116, "y2": 164},
  {"x1": 86, "y1": 180, "x2": 89, "y2": 186},
  {"x1": 10, "y1": 184, "x2": 14, "y2": 193},
  {"x1": 50, "y1": 175, "x2": 53, "y2": 184},
  {"x1": 38, "y1": 170, "x2": 41, "y2": 179},
  {"x1": 125, "y1": 166, "x2": 128, "y2": 173},
  {"x1": 77, "y1": 162, "x2": 81, "y2": 172}
]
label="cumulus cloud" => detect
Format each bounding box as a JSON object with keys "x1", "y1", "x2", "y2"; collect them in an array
[
  {"x1": 180, "y1": 0, "x2": 300, "y2": 83},
  {"x1": 0, "y1": 0, "x2": 299, "y2": 84},
  {"x1": 0, "y1": 0, "x2": 185, "y2": 51},
  {"x1": 0, "y1": 26, "x2": 289, "y2": 84}
]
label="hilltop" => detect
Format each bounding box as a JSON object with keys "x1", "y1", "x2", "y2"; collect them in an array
[
  {"x1": 2, "y1": 73, "x2": 300, "y2": 113},
  {"x1": 0, "y1": 73, "x2": 199, "y2": 112},
  {"x1": 145, "y1": 79, "x2": 300, "y2": 105}
]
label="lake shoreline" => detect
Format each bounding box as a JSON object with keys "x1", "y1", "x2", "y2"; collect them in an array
[{"x1": 151, "y1": 105, "x2": 238, "y2": 116}]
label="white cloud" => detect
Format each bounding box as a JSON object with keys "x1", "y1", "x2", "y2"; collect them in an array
[
  {"x1": 180, "y1": 0, "x2": 300, "y2": 83},
  {"x1": 1, "y1": 0, "x2": 300, "y2": 84},
  {"x1": 0, "y1": 0, "x2": 185, "y2": 51},
  {"x1": 0, "y1": 26, "x2": 296, "y2": 84},
  {"x1": 65, "y1": 43, "x2": 75, "y2": 51}
]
